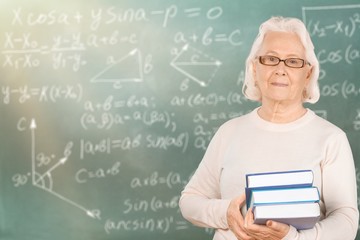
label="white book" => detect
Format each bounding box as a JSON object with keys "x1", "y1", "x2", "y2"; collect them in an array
[
  {"x1": 246, "y1": 170, "x2": 314, "y2": 189},
  {"x1": 253, "y1": 202, "x2": 320, "y2": 230},
  {"x1": 249, "y1": 187, "x2": 320, "y2": 207},
  {"x1": 245, "y1": 170, "x2": 314, "y2": 208}
]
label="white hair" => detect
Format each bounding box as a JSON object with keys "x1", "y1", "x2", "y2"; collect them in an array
[{"x1": 242, "y1": 16, "x2": 320, "y2": 103}]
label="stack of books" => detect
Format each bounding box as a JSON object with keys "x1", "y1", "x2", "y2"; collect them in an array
[{"x1": 245, "y1": 170, "x2": 320, "y2": 230}]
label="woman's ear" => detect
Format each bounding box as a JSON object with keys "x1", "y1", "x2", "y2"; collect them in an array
[{"x1": 306, "y1": 66, "x2": 313, "y2": 83}]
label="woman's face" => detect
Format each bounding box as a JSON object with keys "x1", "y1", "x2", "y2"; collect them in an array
[{"x1": 253, "y1": 31, "x2": 312, "y2": 105}]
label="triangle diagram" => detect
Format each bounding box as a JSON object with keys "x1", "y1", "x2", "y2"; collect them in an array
[{"x1": 91, "y1": 49, "x2": 143, "y2": 84}]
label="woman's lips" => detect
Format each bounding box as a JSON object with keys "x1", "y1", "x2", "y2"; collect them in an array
[{"x1": 271, "y1": 82, "x2": 288, "y2": 87}]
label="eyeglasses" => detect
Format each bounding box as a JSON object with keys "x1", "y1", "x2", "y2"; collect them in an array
[{"x1": 258, "y1": 55, "x2": 311, "y2": 68}]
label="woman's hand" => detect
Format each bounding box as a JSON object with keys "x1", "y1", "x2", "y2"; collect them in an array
[
  {"x1": 226, "y1": 194, "x2": 254, "y2": 240},
  {"x1": 243, "y1": 208, "x2": 290, "y2": 240}
]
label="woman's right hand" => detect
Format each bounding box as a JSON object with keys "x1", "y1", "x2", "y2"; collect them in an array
[{"x1": 226, "y1": 194, "x2": 254, "y2": 240}]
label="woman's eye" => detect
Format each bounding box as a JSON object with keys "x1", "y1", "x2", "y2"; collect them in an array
[{"x1": 268, "y1": 57, "x2": 276, "y2": 62}]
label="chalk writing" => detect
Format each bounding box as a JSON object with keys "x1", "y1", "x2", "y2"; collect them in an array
[
  {"x1": 303, "y1": 6, "x2": 360, "y2": 38},
  {"x1": 170, "y1": 44, "x2": 222, "y2": 86},
  {"x1": 1, "y1": 84, "x2": 82, "y2": 104},
  {"x1": 104, "y1": 216, "x2": 174, "y2": 234},
  {"x1": 1, "y1": 2, "x2": 359, "y2": 240},
  {"x1": 80, "y1": 110, "x2": 176, "y2": 131},
  {"x1": 75, "y1": 161, "x2": 121, "y2": 184},
  {"x1": 317, "y1": 45, "x2": 360, "y2": 65},
  {"x1": 170, "y1": 92, "x2": 247, "y2": 107},
  {"x1": 320, "y1": 80, "x2": 360, "y2": 98},
  {"x1": 130, "y1": 171, "x2": 185, "y2": 189},
  {"x1": 123, "y1": 196, "x2": 179, "y2": 214}
]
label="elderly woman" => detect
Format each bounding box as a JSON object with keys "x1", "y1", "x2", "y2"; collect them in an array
[{"x1": 179, "y1": 16, "x2": 358, "y2": 240}]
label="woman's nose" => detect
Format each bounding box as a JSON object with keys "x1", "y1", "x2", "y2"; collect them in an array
[{"x1": 275, "y1": 62, "x2": 287, "y2": 76}]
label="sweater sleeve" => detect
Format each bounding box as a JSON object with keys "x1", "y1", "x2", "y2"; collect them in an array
[
  {"x1": 283, "y1": 131, "x2": 359, "y2": 240},
  {"x1": 179, "y1": 126, "x2": 231, "y2": 229}
]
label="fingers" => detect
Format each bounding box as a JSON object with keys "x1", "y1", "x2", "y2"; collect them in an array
[
  {"x1": 231, "y1": 221, "x2": 254, "y2": 240},
  {"x1": 243, "y1": 209, "x2": 290, "y2": 240},
  {"x1": 227, "y1": 194, "x2": 254, "y2": 240},
  {"x1": 244, "y1": 207, "x2": 255, "y2": 228},
  {"x1": 244, "y1": 208, "x2": 265, "y2": 238},
  {"x1": 266, "y1": 220, "x2": 290, "y2": 235}
]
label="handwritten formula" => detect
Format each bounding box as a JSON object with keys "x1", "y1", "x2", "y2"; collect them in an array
[{"x1": 1, "y1": 1, "x2": 359, "y2": 240}]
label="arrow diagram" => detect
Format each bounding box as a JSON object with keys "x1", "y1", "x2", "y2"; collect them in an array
[
  {"x1": 170, "y1": 44, "x2": 222, "y2": 87},
  {"x1": 29, "y1": 119, "x2": 101, "y2": 220}
]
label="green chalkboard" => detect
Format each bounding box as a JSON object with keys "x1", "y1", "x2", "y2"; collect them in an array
[{"x1": 1, "y1": 0, "x2": 359, "y2": 239}]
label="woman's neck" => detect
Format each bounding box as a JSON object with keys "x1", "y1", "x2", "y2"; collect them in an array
[{"x1": 257, "y1": 101, "x2": 307, "y2": 123}]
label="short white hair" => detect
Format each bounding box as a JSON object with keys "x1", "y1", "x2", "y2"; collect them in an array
[{"x1": 242, "y1": 16, "x2": 320, "y2": 103}]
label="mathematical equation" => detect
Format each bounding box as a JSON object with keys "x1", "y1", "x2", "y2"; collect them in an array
[
  {"x1": 317, "y1": 44, "x2": 360, "y2": 65},
  {"x1": 306, "y1": 12, "x2": 360, "y2": 38},
  {"x1": 79, "y1": 133, "x2": 190, "y2": 158},
  {"x1": 1, "y1": 5, "x2": 243, "y2": 73},
  {"x1": 10, "y1": 5, "x2": 223, "y2": 29},
  {"x1": 1, "y1": 84, "x2": 82, "y2": 104}
]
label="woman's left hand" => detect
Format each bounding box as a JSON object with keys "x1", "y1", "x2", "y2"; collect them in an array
[{"x1": 243, "y1": 208, "x2": 290, "y2": 240}]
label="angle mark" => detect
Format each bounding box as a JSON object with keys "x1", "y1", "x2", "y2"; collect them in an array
[{"x1": 34, "y1": 157, "x2": 67, "y2": 185}]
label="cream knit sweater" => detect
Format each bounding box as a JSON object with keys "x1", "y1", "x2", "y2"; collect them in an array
[{"x1": 180, "y1": 108, "x2": 358, "y2": 240}]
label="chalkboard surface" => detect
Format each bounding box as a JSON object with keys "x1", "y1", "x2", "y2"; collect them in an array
[{"x1": 1, "y1": 0, "x2": 359, "y2": 239}]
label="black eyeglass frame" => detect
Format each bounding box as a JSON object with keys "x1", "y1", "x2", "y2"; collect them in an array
[{"x1": 257, "y1": 55, "x2": 311, "y2": 68}]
